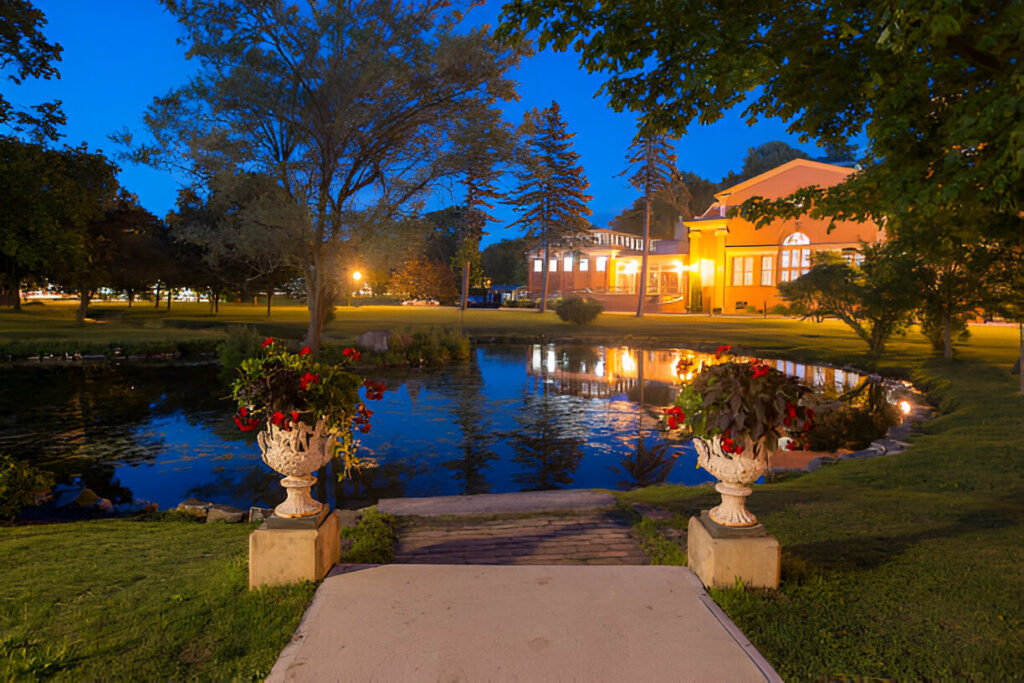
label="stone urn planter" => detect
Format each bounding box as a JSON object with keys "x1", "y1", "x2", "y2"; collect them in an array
[
  {"x1": 257, "y1": 418, "x2": 335, "y2": 518},
  {"x1": 693, "y1": 436, "x2": 768, "y2": 527}
]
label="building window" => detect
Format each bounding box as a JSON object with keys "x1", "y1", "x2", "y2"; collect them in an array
[
  {"x1": 579, "y1": 258, "x2": 589, "y2": 271},
  {"x1": 761, "y1": 255, "x2": 774, "y2": 286},
  {"x1": 533, "y1": 259, "x2": 543, "y2": 273},
  {"x1": 596, "y1": 256, "x2": 607, "y2": 272},
  {"x1": 549, "y1": 259, "x2": 558, "y2": 272},
  {"x1": 563, "y1": 255, "x2": 574, "y2": 271},
  {"x1": 781, "y1": 232, "x2": 811, "y2": 282},
  {"x1": 731, "y1": 256, "x2": 753, "y2": 286}
]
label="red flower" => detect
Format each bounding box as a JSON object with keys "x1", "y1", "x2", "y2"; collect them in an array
[
  {"x1": 299, "y1": 346, "x2": 311, "y2": 356},
  {"x1": 342, "y1": 347, "x2": 362, "y2": 362},
  {"x1": 752, "y1": 364, "x2": 770, "y2": 379},
  {"x1": 786, "y1": 440, "x2": 798, "y2": 451},
  {"x1": 363, "y1": 379, "x2": 386, "y2": 400},
  {"x1": 262, "y1": 337, "x2": 274, "y2": 348},
  {"x1": 715, "y1": 344, "x2": 732, "y2": 359},
  {"x1": 291, "y1": 411, "x2": 300, "y2": 422},
  {"x1": 239, "y1": 406, "x2": 250, "y2": 417},
  {"x1": 233, "y1": 414, "x2": 260, "y2": 431},
  {"x1": 359, "y1": 423, "x2": 371, "y2": 434},
  {"x1": 667, "y1": 416, "x2": 678, "y2": 430},
  {"x1": 300, "y1": 372, "x2": 320, "y2": 390},
  {"x1": 786, "y1": 402, "x2": 797, "y2": 418},
  {"x1": 270, "y1": 411, "x2": 291, "y2": 431}
]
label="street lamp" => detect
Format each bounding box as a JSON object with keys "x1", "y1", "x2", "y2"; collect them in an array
[{"x1": 349, "y1": 270, "x2": 362, "y2": 307}]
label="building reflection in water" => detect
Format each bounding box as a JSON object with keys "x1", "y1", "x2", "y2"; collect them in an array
[{"x1": 526, "y1": 343, "x2": 866, "y2": 405}]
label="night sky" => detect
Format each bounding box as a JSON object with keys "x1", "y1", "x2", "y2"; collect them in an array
[{"x1": 10, "y1": 1, "x2": 845, "y2": 247}]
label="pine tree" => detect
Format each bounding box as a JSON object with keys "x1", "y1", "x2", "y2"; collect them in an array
[
  {"x1": 619, "y1": 128, "x2": 679, "y2": 317},
  {"x1": 507, "y1": 101, "x2": 592, "y2": 313}
]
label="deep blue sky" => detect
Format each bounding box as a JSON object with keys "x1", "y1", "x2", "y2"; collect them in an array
[{"x1": 10, "y1": 1, "x2": 838, "y2": 247}]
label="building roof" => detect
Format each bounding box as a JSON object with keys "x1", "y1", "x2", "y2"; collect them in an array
[{"x1": 713, "y1": 158, "x2": 857, "y2": 206}]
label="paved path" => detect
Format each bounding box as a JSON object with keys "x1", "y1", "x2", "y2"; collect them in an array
[
  {"x1": 394, "y1": 511, "x2": 649, "y2": 565},
  {"x1": 269, "y1": 565, "x2": 781, "y2": 682},
  {"x1": 268, "y1": 490, "x2": 781, "y2": 682}
]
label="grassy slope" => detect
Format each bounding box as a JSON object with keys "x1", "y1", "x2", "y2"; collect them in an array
[{"x1": 2, "y1": 302, "x2": 1021, "y2": 678}]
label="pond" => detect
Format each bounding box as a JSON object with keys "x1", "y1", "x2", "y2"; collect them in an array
[{"x1": 0, "y1": 344, "x2": 882, "y2": 512}]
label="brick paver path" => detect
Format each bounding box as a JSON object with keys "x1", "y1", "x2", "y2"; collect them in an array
[{"x1": 393, "y1": 511, "x2": 649, "y2": 565}]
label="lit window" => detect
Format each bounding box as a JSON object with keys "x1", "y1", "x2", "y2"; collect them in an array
[
  {"x1": 549, "y1": 259, "x2": 558, "y2": 272},
  {"x1": 579, "y1": 258, "x2": 589, "y2": 271},
  {"x1": 731, "y1": 256, "x2": 753, "y2": 286},
  {"x1": 533, "y1": 260, "x2": 542, "y2": 272},
  {"x1": 596, "y1": 256, "x2": 607, "y2": 272},
  {"x1": 564, "y1": 255, "x2": 574, "y2": 271},
  {"x1": 781, "y1": 233, "x2": 812, "y2": 282},
  {"x1": 761, "y1": 256, "x2": 774, "y2": 286}
]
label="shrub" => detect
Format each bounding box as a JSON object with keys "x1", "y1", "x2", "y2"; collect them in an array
[
  {"x1": 555, "y1": 296, "x2": 603, "y2": 325},
  {"x1": 806, "y1": 404, "x2": 898, "y2": 452},
  {"x1": 745, "y1": 304, "x2": 758, "y2": 314},
  {"x1": 0, "y1": 454, "x2": 54, "y2": 522},
  {"x1": 769, "y1": 304, "x2": 790, "y2": 315},
  {"x1": 217, "y1": 326, "x2": 264, "y2": 381}
]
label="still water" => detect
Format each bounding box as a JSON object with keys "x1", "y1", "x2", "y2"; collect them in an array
[{"x1": 0, "y1": 345, "x2": 868, "y2": 511}]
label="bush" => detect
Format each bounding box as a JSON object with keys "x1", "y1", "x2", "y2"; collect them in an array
[
  {"x1": 340, "y1": 326, "x2": 471, "y2": 367},
  {"x1": 554, "y1": 296, "x2": 603, "y2": 325},
  {"x1": 745, "y1": 304, "x2": 758, "y2": 314},
  {"x1": 0, "y1": 454, "x2": 54, "y2": 522},
  {"x1": 503, "y1": 299, "x2": 536, "y2": 309},
  {"x1": 806, "y1": 404, "x2": 899, "y2": 452},
  {"x1": 769, "y1": 303, "x2": 791, "y2": 315},
  {"x1": 217, "y1": 325, "x2": 264, "y2": 381}
]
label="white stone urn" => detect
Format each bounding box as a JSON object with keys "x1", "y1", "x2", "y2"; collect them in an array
[
  {"x1": 693, "y1": 436, "x2": 768, "y2": 527},
  {"x1": 256, "y1": 417, "x2": 335, "y2": 518}
]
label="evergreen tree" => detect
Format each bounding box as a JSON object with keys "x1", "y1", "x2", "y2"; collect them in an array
[
  {"x1": 618, "y1": 128, "x2": 679, "y2": 317},
  {"x1": 506, "y1": 101, "x2": 592, "y2": 313}
]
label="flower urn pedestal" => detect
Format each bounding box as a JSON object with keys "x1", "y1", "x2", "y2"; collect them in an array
[
  {"x1": 688, "y1": 437, "x2": 780, "y2": 589},
  {"x1": 248, "y1": 419, "x2": 342, "y2": 589}
]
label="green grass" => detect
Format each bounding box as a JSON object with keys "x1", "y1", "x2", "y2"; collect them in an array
[
  {"x1": 2, "y1": 302, "x2": 1022, "y2": 678},
  {"x1": 0, "y1": 516, "x2": 314, "y2": 679}
]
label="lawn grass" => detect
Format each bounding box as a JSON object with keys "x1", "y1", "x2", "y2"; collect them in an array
[
  {"x1": 0, "y1": 515, "x2": 313, "y2": 680},
  {"x1": 1, "y1": 301, "x2": 1022, "y2": 678}
]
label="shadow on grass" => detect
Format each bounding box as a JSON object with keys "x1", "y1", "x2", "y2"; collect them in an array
[{"x1": 782, "y1": 494, "x2": 1022, "y2": 573}]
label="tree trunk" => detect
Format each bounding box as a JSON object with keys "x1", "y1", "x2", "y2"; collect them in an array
[
  {"x1": 209, "y1": 288, "x2": 215, "y2": 315},
  {"x1": 304, "y1": 262, "x2": 328, "y2": 353},
  {"x1": 214, "y1": 291, "x2": 219, "y2": 314},
  {"x1": 127, "y1": 290, "x2": 134, "y2": 308},
  {"x1": 539, "y1": 240, "x2": 550, "y2": 313},
  {"x1": 941, "y1": 313, "x2": 953, "y2": 359},
  {"x1": 1019, "y1": 322, "x2": 1023, "y2": 395},
  {"x1": 636, "y1": 193, "x2": 651, "y2": 318},
  {"x1": 154, "y1": 282, "x2": 161, "y2": 307},
  {"x1": 166, "y1": 288, "x2": 172, "y2": 310},
  {"x1": 266, "y1": 288, "x2": 273, "y2": 317},
  {"x1": 76, "y1": 289, "x2": 90, "y2": 324},
  {"x1": 460, "y1": 262, "x2": 470, "y2": 310}
]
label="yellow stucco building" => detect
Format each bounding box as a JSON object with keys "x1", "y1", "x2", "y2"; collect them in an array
[{"x1": 526, "y1": 159, "x2": 884, "y2": 313}]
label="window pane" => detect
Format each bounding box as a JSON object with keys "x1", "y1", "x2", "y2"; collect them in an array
[
  {"x1": 596, "y1": 257, "x2": 607, "y2": 272},
  {"x1": 744, "y1": 270, "x2": 753, "y2": 286},
  {"x1": 549, "y1": 259, "x2": 557, "y2": 272},
  {"x1": 781, "y1": 251, "x2": 790, "y2": 268},
  {"x1": 761, "y1": 256, "x2": 773, "y2": 286},
  {"x1": 579, "y1": 258, "x2": 589, "y2": 271},
  {"x1": 801, "y1": 249, "x2": 810, "y2": 267},
  {"x1": 564, "y1": 255, "x2": 573, "y2": 270},
  {"x1": 732, "y1": 257, "x2": 743, "y2": 286},
  {"x1": 533, "y1": 260, "x2": 542, "y2": 272}
]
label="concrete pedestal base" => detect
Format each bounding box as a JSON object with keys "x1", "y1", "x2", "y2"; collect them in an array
[
  {"x1": 249, "y1": 509, "x2": 341, "y2": 589},
  {"x1": 687, "y1": 511, "x2": 780, "y2": 589}
]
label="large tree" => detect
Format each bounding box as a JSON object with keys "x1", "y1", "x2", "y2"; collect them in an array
[
  {"x1": 169, "y1": 171, "x2": 304, "y2": 316},
  {"x1": 481, "y1": 237, "x2": 529, "y2": 286},
  {"x1": 0, "y1": 139, "x2": 118, "y2": 313},
  {"x1": 0, "y1": 0, "x2": 65, "y2": 141},
  {"x1": 496, "y1": 2, "x2": 1022, "y2": 241},
  {"x1": 617, "y1": 129, "x2": 680, "y2": 317},
  {"x1": 122, "y1": 0, "x2": 520, "y2": 350},
  {"x1": 506, "y1": 101, "x2": 592, "y2": 313}
]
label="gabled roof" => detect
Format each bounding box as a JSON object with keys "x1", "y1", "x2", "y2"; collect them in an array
[{"x1": 714, "y1": 158, "x2": 856, "y2": 205}]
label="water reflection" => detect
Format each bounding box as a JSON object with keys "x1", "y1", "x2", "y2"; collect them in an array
[{"x1": 0, "y1": 345, "x2": 877, "y2": 510}]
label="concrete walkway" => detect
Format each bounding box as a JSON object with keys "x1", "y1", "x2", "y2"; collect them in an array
[{"x1": 268, "y1": 490, "x2": 782, "y2": 682}]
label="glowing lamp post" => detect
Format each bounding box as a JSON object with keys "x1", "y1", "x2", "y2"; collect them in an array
[{"x1": 349, "y1": 270, "x2": 362, "y2": 307}]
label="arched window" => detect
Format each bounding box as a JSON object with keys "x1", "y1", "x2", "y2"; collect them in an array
[{"x1": 780, "y1": 232, "x2": 811, "y2": 282}]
